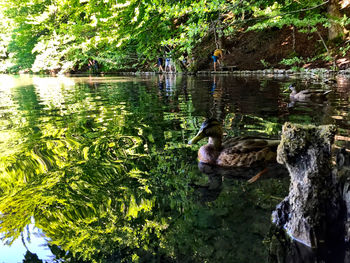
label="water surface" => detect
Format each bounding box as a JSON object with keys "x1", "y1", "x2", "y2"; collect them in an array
[{"x1": 0, "y1": 74, "x2": 349, "y2": 262}]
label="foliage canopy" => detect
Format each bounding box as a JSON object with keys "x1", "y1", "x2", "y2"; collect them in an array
[{"x1": 0, "y1": 0, "x2": 348, "y2": 73}]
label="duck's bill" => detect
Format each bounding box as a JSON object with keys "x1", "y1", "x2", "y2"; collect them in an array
[{"x1": 188, "y1": 130, "x2": 205, "y2": 145}]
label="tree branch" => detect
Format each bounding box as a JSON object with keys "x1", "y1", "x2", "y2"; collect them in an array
[{"x1": 225, "y1": 0, "x2": 329, "y2": 27}]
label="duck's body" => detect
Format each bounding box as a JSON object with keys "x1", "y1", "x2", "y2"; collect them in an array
[
  {"x1": 189, "y1": 120, "x2": 280, "y2": 182},
  {"x1": 289, "y1": 85, "x2": 331, "y2": 101},
  {"x1": 197, "y1": 136, "x2": 279, "y2": 167}
]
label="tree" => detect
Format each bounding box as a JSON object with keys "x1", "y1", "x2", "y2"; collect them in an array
[{"x1": 328, "y1": 0, "x2": 344, "y2": 40}]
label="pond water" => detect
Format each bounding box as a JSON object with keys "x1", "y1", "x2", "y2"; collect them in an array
[{"x1": 0, "y1": 74, "x2": 349, "y2": 263}]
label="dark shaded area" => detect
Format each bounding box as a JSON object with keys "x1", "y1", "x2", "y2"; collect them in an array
[
  {"x1": 23, "y1": 251, "x2": 43, "y2": 263},
  {"x1": 270, "y1": 123, "x2": 347, "y2": 263}
]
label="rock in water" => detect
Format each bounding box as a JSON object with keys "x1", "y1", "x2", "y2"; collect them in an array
[{"x1": 272, "y1": 122, "x2": 345, "y2": 261}]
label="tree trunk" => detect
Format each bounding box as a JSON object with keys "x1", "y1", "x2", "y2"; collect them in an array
[
  {"x1": 270, "y1": 123, "x2": 346, "y2": 262},
  {"x1": 328, "y1": 0, "x2": 343, "y2": 40}
]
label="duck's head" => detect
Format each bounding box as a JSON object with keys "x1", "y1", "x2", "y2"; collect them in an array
[
  {"x1": 288, "y1": 85, "x2": 297, "y2": 94},
  {"x1": 188, "y1": 119, "x2": 223, "y2": 145}
]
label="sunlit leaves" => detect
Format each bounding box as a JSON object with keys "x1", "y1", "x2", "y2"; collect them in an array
[
  {"x1": 0, "y1": 0, "x2": 230, "y2": 72},
  {"x1": 240, "y1": 0, "x2": 332, "y2": 32},
  {"x1": 0, "y1": 0, "x2": 349, "y2": 72},
  {"x1": 0, "y1": 77, "x2": 201, "y2": 262}
]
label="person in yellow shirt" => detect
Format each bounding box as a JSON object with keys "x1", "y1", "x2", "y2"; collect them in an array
[{"x1": 212, "y1": 49, "x2": 223, "y2": 71}]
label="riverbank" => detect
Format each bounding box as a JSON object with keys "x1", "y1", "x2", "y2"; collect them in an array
[{"x1": 108, "y1": 67, "x2": 350, "y2": 81}]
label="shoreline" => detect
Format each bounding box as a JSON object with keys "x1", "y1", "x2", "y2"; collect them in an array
[
  {"x1": 110, "y1": 67, "x2": 350, "y2": 80},
  {"x1": 8, "y1": 67, "x2": 350, "y2": 80}
]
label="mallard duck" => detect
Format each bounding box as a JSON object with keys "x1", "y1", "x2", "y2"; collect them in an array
[
  {"x1": 288, "y1": 85, "x2": 331, "y2": 101},
  {"x1": 188, "y1": 119, "x2": 280, "y2": 183}
]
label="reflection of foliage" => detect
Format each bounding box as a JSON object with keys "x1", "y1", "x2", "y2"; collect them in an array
[
  {"x1": 224, "y1": 113, "x2": 282, "y2": 138},
  {"x1": 0, "y1": 79, "x2": 199, "y2": 262},
  {"x1": 162, "y1": 178, "x2": 289, "y2": 263},
  {"x1": 0, "y1": 76, "x2": 294, "y2": 263},
  {"x1": 0, "y1": 141, "x2": 199, "y2": 262}
]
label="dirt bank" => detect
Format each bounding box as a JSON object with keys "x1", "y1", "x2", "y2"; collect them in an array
[{"x1": 194, "y1": 26, "x2": 350, "y2": 71}]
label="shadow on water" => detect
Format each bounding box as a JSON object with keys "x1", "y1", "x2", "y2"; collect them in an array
[{"x1": 0, "y1": 74, "x2": 349, "y2": 262}]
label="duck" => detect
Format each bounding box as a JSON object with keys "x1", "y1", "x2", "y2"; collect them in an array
[
  {"x1": 288, "y1": 85, "x2": 332, "y2": 101},
  {"x1": 188, "y1": 119, "x2": 280, "y2": 183}
]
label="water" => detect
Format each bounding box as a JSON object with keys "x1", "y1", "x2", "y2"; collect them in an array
[{"x1": 0, "y1": 74, "x2": 349, "y2": 262}]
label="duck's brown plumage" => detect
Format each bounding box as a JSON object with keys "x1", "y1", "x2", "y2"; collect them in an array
[
  {"x1": 189, "y1": 119, "x2": 279, "y2": 168},
  {"x1": 217, "y1": 137, "x2": 277, "y2": 167}
]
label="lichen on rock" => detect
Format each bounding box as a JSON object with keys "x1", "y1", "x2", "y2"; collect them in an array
[{"x1": 271, "y1": 122, "x2": 345, "y2": 262}]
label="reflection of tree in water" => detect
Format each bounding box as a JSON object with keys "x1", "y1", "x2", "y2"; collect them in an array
[
  {"x1": 0, "y1": 76, "x2": 305, "y2": 263},
  {"x1": 190, "y1": 76, "x2": 283, "y2": 121},
  {"x1": 157, "y1": 74, "x2": 182, "y2": 113},
  {"x1": 208, "y1": 75, "x2": 225, "y2": 121},
  {"x1": 0, "y1": 79, "x2": 198, "y2": 262},
  {"x1": 164, "y1": 165, "x2": 289, "y2": 263},
  {"x1": 0, "y1": 77, "x2": 292, "y2": 262},
  {"x1": 189, "y1": 76, "x2": 287, "y2": 142}
]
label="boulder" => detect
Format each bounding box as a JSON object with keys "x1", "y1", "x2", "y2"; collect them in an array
[{"x1": 271, "y1": 122, "x2": 345, "y2": 262}]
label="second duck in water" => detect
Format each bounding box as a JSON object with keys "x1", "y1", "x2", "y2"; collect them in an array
[{"x1": 288, "y1": 85, "x2": 332, "y2": 101}]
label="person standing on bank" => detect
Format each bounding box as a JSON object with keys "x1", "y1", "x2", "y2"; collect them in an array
[
  {"x1": 165, "y1": 56, "x2": 172, "y2": 73},
  {"x1": 157, "y1": 57, "x2": 164, "y2": 72},
  {"x1": 88, "y1": 59, "x2": 99, "y2": 73},
  {"x1": 212, "y1": 48, "x2": 223, "y2": 71}
]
